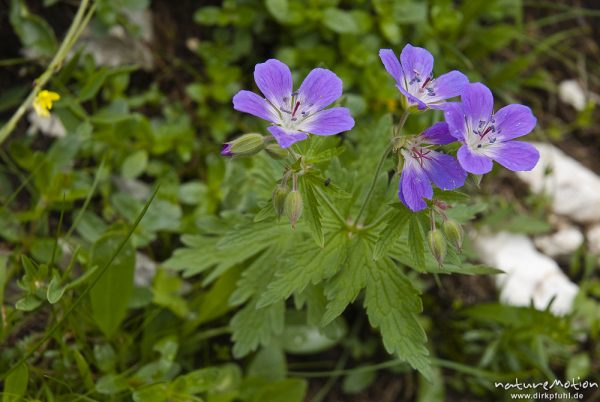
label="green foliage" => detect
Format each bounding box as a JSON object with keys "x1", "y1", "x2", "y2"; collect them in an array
[
  {"x1": 2, "y1": 363, "x2": 28, "y2": 402},
  {"x1": 365, "y1": 257, "x2": 431, "y2": 378},
  {"x1": 89, "y1": 232, "x2": 136, "y2": 337}
]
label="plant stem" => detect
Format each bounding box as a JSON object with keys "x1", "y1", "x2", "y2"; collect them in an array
[
  {"x1": 0, "y1": 0, "x2": 94, "y2": 146},
  {"x1": 354, "y1": 110, "x2": 410, "y2": 224}
]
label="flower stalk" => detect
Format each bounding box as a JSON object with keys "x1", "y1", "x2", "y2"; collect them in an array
[{"x1": 355, "y1": 110, "x2": 410, "y2": 224}]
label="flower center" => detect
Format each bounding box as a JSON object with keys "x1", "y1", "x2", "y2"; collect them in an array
[
  {"x1": 408, "y1": 71, "x2": 436, "y2": 97},
  {"x1": 466, "y1": 115, "x2": 501, "y2": 152},
  {"x1": 279, "y1": 91, "x2": 313, "y2": 130},
  {"x1": 409, "y1": 145, "x2": 433, "y2": 167}
]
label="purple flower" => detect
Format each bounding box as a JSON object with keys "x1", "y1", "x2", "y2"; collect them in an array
[
  {"x1": 398, "y1": 122, "x2": 467, "y2": 212},
  {"x1": 232, "y1": 59, "x2": 355, "y2": 148},
  {"x1": 379, "y1": 44, "x2": 468, "y2": 111},
  {"x1": 444, "y1": 83, "x2": 539, "y2": 174}
]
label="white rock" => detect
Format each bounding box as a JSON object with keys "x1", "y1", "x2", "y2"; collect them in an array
[
  {"x1": 587, "y1": 224, "x2": 600, "y2": 256},
  {"x1": 77, "y1": 10, "x2": 154, "y2": 70},
  {"x1": 516, "y1": 143, "x2": 600, "y2": 223},
  {"x1": 27, "y1": 111, "x2": 66, "y2": 138},
  {"x1": 474, "y1": 231, "x2": 579, "y2": 316},
  {"x1": 134, "y1": 252, "x2": 157, "y2": 287},
  {"x1": 534, "y1": 225, "x2": 584, "y2": 257},
  {"x1": 558, "y1": 79, "x2": 586, "y2": 111}
]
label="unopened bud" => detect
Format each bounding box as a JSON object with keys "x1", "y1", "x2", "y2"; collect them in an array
[
  {"x1": 284, "y1": 190, "x2": 303, "y2": 228},
  {"x1": 265, "y1": 143, "x2": 289, "y2": 159},
  {"x1": 272, "y1": 186, "x2": 289, "y2": 217},
  {"x1": 427, "y1": 229, "x2": 447, "y2": 266},
  {"x1": 443, "y1": 220, "x2": 464, "y2": 251},
  {"x1": 221, "y1": 133, "x2": 265, "y2": 157}
]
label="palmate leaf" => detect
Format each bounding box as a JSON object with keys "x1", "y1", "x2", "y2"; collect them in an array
[
  {"x1": 229, "y1": 247, "x2": 280, "y2": 307},
  {"x1": 231, "y1": 298, "x2": 285, "y2": 358},
  {"x1": 389, "y1": 234, "x2": 504, "y2": 275},
  {"x1": 364, "y1": 257, "x2": 432, "y2": 379},
  {"x1": 257, "y1": 232, "x2": 347, "y2": 308},
  {"x1": 229, "y1": 241, "x2": 290, "y2": 357},
  {"x1": 300, "y1": 176, "x2": 324, "y2": 247},
  {"x1": 321, "y1": 236, "x2": 370, "y2": 326},
  {"x1": 373, "y1": 205, "x2": 410, "y2": 260},
  {"x1": 163, "y1": 222, "x2": 289, "y2": 282}
]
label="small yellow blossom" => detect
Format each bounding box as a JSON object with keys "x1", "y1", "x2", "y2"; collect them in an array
[{"x1": 33, "y1": 90, "x2": 60, "y2": 117}]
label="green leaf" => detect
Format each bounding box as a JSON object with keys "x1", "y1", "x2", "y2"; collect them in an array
[
  {"x1": 231, "y1": 299, "x2": 284, "y2": 358},
  {"x1": 2, "y1": 363, "x2": 28, "y2": 402},
  {"x1": 96, "y1": 374, "x2": 128, "y2": 395},
  {"x1": 248, "y1": 345, "x2": 287, "y2": 381},
  {"x1": 9, "y1": 0, "x2": 58, "y2": 58},
  {"x1": 15, "y1": 294, "x2": 42, "y2": 311},
  {"x1": 322, "y1": 8, "x2": 359, "y2": 34},
  {"x1": 342, "y1": 368, "x2": 376, "y2": 394},
  {"x1": 253, "y1": 202, "x2": 275, "y2": 223},
  {"x1": 132, "y1": 384, "x2": 168, "y2": 402},
  {"x1": 0, "y1": 254, "x2": 7, "y2": 306},
  {"x1": 305, "y1": 173, "x2": 351, "y2": 199},
  {"x1": 265, "y1": 0, "x2": 288, "y2": 22},
  {"x1": 300, "y1": 177, "x2": 324, "y2": 247},
  {"x1": 250, "y1": 378, "x2": 307, "y2": 402},
  {"x1": 94, "y1": 344, "x2": 117, "y2": 373},
  {"x1": 172, "y1": 364, "x2": 241, "y2": 395},
  {"x1": 78, "y1": 68, "x2": 111, "y2": 101},
  {"x1": 373, "y1": 206, "x2": 410, "y2": 260},
  {"x1": 258, "y1": 234, "x2": 346, "y2": 308},
  {"x1": 322, "y1": 237, "x2": 369, "y2": 326},
  {"x1": 229, "y1": 247, "x2": 278, "y2": 307},
  {"x1": 380, "y1": 19, "x2": 402, "y2": 44},
  {"x1": 566, "y1": 353, "x2": 591, "y2": 381},
  {"x1": 195, "y1": 267, "x2": 239, "y2": 325},
  {"x1": 194, "y1": 6, "x2": 221, "y2": 25},
  {"x1": 152, "y1": 268, "x2": 189, "y2": 318},
  {"x1": 46, "y1": 269, "x2": 66, "y2": 304},
  {"x1": 364, "y1": 258, "x2": 431, "y2": 378},
  {"x1": 165, "y1": 223, "x2": 288, "y2": 282},
  {"x1": 89, "y1": 232, "x2": 136, "y2": 337},
  {"x1": 121, "y1": 150, "x2": 148, "y2": 179},
  {"x1": 408, "y1": 214, "x2": 426, "y2": 272},
  {"x1": 72, "y1": 349, "x2": 95, "y2": 390}
]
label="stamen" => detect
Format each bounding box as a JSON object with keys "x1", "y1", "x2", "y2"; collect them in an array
[
  {"x1": 292, "y1": 101, "x2": 301, "y2": 118},
  {"x1": 421, "y1": 76, "x2": 432, "y2": 89}
]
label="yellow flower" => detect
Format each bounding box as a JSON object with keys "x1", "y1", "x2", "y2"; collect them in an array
[{"x1": 33, "y1": 90, "x2": 60, "y2": 117}]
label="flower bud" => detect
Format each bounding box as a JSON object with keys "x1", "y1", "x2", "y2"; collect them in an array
[
  {"x1": 265, "y1": 143, "x2": 288, "y2": 159},
  {"x1": 272, "y1": 186, "x2": 289, "y2": 217},
  {"x1": 284, "y1": 190, "x2": 303, "y2": 228},
  {"x1": 443, "y1": 219, "x2": 464, "y2": 251},
  {"x1": 427, "y1": 229, "x2": 447, "y2": 266},
  {"x1": 220, "y1": 133, "x2": 265, "y2": 157}
]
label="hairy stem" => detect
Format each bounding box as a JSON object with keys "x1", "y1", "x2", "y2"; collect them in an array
[
  {"x1": 0, "y1": 0, "x2": 95, "y2": 146},
  {"x1": 355, "y1": 110, "x2": 410, "y2": 224}
]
